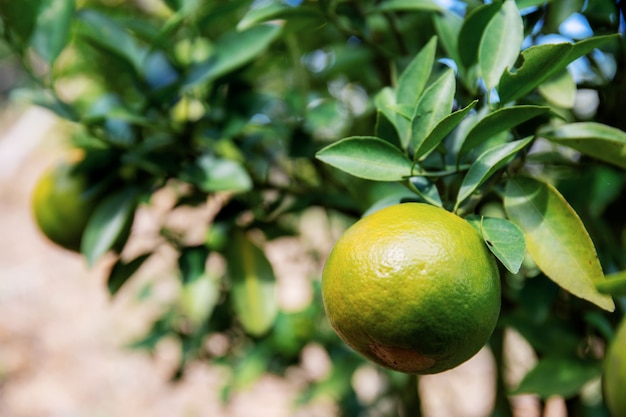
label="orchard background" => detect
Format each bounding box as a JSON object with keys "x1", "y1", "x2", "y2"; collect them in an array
[{"x1": 1, "y1": 0, "x2": 626, "y2": 416}]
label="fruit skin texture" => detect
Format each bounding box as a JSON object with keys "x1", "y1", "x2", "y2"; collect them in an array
[
  {"x1": 31, "y1": 162, "x2": 99, "y2": 252},
  {"x1": 604, "y1": 317, "x2": 626, "y2": 417},
  {"x1": 321, "y1": 203, "x2": 501, "y2": 374}
]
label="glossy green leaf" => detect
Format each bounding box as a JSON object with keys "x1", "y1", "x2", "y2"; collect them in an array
[
  {"x1": 238, "y1": 3, "x2": 294, "y2": 30},
  {"x1": 498, "y1": 34, "x2": 619, "y2": 103},
  {"x1": 238, "y1": 3, "x2": 321, "y2": 30},
  {"x1": 468, "y1": 216, "x2": 526, "y2": 274},
  {"x1": 108, "y1": 253, "x2": 150, "y2": 296},
  {"x1": 537, "y1": 70, "x2": 576, "y2": 109},
  {"x1": 225, "y1": 231, "x2": 278, "y2": 337},
  {"x1": 541, "y1": 122, "x2": 626, "y2": 169},
  {"x1": 433, "y1": 10, "x2": 463, "y2": 66},
  {"x1": 459, "y1": 105, "x2": 549, "y2": 159},
  {"x1": 415, "y1": 100, "x2": 477, "y2": 160},
  {"x1": 183, "y1": 154, "x2": 252, "y2": 193},
  {"x1": 456, "y1": 137, "x2": 533, "y2": 208},
  {"x1": 396, "y1": 36, "x2": 437, "y2": 108},
  {"x1": 375, "y1": 110, "x2": 401, "y2": 148},
  {"x1": 408, "y1": 176, "x2": 443, "y2": 207},
  {"x1": 185, "y1": 24, "x2": 282, "y2": 88},
  {"x1": 479, "y1": 0, "x2": 523, "y2": 90},
  {"x1": 75, "y1": 9, "x2": 147, "y2": 74},
  {"x1": 391, "y1": 104, "x2": 413, "y2": 121},
  {"x1": 375, "y1": 87, "x2": 411, "y2": 148},
  {"x1": 0, "y1": 0, "x2": 42, "y2": 45},
  {"x1": 504, "y1": 177, "x2": 615, "y2": 311},
  {"x1": 363, "y1": 189, "x2": 418, "y2": 217},
  {"x1": 515, "y1": 0, "x2": 552, "y2": 9},
  {"x1": 162, "y1": 0, "x2": 198, "y2": 11},
  {"x1": 458, "y1": 2, "x2": 501, "y2": 68},
  {"x1": 596, "y1": 270, "x2": 626, "y2": 296},
  {"x1": 30, "y1": 0, "x2": 75, "y2": 64},
  {"x1": 513, "y1": 357, "x2": 602, "y2": 398},
  {"x1": 82, "y1": 187, "x2": 139, "y2": 267},
  {"x1": 373, "y1": 0, "x2": 442, "y2": 12},
  {"x1": 316, "y1": 136, "x2": 413, "y2": 181},
  {"x1": 410, "y1": 69, "x2": 456, "y2": 154}
]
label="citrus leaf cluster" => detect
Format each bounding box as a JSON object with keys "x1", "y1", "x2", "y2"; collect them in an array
[{"x1": 316, "y1": 29, "x2": 619, "y2": 314}]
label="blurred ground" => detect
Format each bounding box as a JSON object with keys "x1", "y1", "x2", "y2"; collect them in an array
[{"x1": 0, "y1": 107, "x2": 565, "y2": 417}]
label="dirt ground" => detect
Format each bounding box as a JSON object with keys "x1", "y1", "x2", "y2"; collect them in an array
[{"x1": 0, "y1": 107, "x2": 566, "y2": 417}]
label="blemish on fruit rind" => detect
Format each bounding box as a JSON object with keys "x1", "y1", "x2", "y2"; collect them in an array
[{"x1": 368, "y1": 343, "x2": 436, "y2": 374}]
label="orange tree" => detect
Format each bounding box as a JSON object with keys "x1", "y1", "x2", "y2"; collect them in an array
[{"x1": 2, "y1": 0, "x2": 626, "y2": 415}]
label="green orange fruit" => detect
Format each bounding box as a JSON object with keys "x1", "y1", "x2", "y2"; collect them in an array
[
  {"x1": 31, "y1": 159, "x2": 100, "y2": 252},
  {"x1": 321, "y1": 203, "x2": 501, "y2": 374}
]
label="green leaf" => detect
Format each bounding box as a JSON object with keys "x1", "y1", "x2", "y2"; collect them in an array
[
  {"x1": 375, "y1": 110, "x2": 401, "y2": 148},
  {"x1": 238, "y1": 2, "x2": 294, "y2": 30},
  {"x1": 238, "y1": 3, "x2": 321, "y2": 31},
  {"x1": 468, "y1": 216, "x2": 526, "y2": 274},
  {"x1": 178, "y1": 246, "x2": 209, "y2": 284},
  {"x1": 498, "y1": 34, "x2": 619, "y2": 103},
  {"x1": 478, "y1": 0, "x2": 523, "y2": 90},
  {"x1": 373, "y1": 0, "x2": 442, "y2": 12},
  {"x1": 375, "y1": 87, "x2": 411, "y2": 148},
  {"x1": 459, "y1": 105, "x2": 549, "y2": 159},
  {"x1": 415, "y1": 100, "x2": 477, "y2": 160},
  {"x1": 504, "y1": 177, "x2": 615, "y2": 311},
  {"x1": 410, "y1": 69, "x2": 456, "y2": 154},
  {"x1": 391, "y1": 104, "x2": 413, "y2": 121},
  {"x1": 363, "y1": 189, "x2": 418, "y2": 217},
  {"x1": 231, "y1": 345, "x2": 272, "y2": 390},
  {"x1": 316, "y1": 136, "x2": 413, "y2": 181},
  {"x1": 0, "y1": 0, "x2": 43, "y2": 46},
  {"x1": 30, "y1": 0, "x2": 75, "y2": 64},
  {"x1": 456, "y1": 137, "x2": 533, "y2": 208},
  {"x1": 75, "y1": 9, "x2": 147, "y2": 74},
  {"x1": 433, "y1": 10, "x2": 463, "y2": 67},
  {"x1": 516, "y1": 0, "x2": 552, "y2": 9},
  {"x1": 458, "y1": 2, "x2": 501, "y2": 68},
  {"x1": 541, "y1": 122, "x2": 626, "y2": 169},
  {"x1": 179, "y1": 273, "x2": 220, "y2": 326},
  {"x1": 512, "y1": 357, "x2": 602, "y2": 398},
  {"x1": 537, "y1": 70, "x2": 576, "y2": 109},
  {"x1": 225, "y1": 230, "x2": 278, "y2": 337},
  {"x1": 182, "y1": 154, "x2": 252, "y2": 193},
  {"x1": 185, "y1": 24, "x2": 282, "y2": 88},
  {"x1": 596, "y1": 270, "x2": 626, "y2": 296},
  {"x1": 408, "y1": 176, "x2": 443, "y2": 207},
  {"x1": 396, "y1": 36, "x2": 437, "y2": 108},
  {"x1": 81, "y1": 187, "x2": 139, "y2": 267},
  {"x1": 162, "y1": 0, "x2": 199, "y2": 12},
  {"x1": 108, "y1": 253, "x2": 150, "y2": 296}
]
